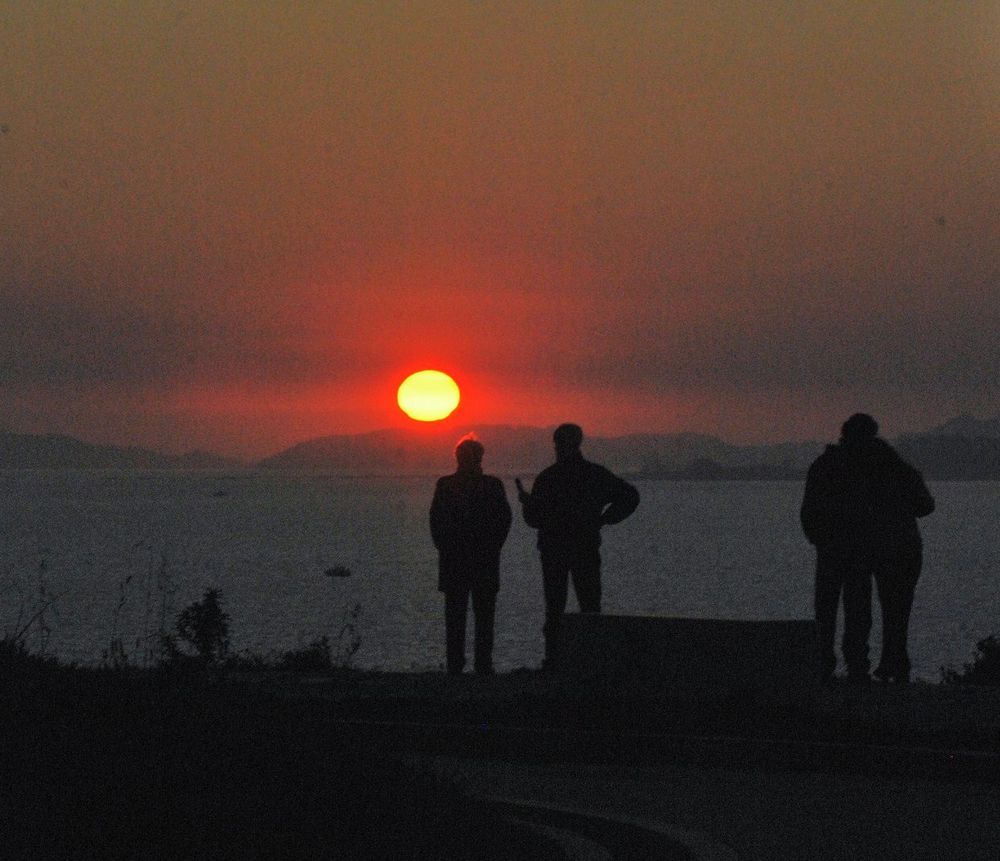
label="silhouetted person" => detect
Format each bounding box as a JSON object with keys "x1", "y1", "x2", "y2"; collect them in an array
[
  {"x1": 516, "y1": 423, "x2": 639, "y2": 669},
  {"x1": 801, "y1": 414, "x2": 878, "y2": 684},
  {"x1": 867, "y1": 435, "x2": 935, "y2": 683},
  {"x1": 430, "y1": 435, "x2": 512, "y2": 676},
  {"x1": 801, "y1": 413, "x2": 934, "y2": 685}
]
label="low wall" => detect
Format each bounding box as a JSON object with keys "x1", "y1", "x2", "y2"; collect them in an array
[{"x1": 558, "y1": 614, "x2": 817, "y2": 699}]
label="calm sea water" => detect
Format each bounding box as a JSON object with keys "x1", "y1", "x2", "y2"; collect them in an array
[{"x1": 1, "y1": 471, "x2": 997, "y2": 681}]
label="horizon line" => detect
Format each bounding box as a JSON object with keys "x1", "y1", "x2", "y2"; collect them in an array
[{"x1": 5, "y1": 413, "x2": 997, "y2": 464}]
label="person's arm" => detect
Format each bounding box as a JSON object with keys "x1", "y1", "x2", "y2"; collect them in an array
[
  {"x1": 517, "y1": 474, "x2": 544, "y2": 528},
  {"x1": 429, "y1": 478, "x2": 450, "y2": 550},
  {"x1": 909, "y1": 467, "x2": 935, "y2": 518},
  {"x1": 799, "y1": 462, "x2": 825, "y2": 545},
  {"x1": 601, "y1": 472, "x2": 640, "y2": 525},
  {"x1": 499, "y1": 480, "x2": 513, "y2": 540},
  {"x1": 489, "y1": 478, "x2": 513, "y2": 549}
]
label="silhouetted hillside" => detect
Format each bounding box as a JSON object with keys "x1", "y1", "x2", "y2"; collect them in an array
[
  {"x1": 257, "y1": 426, "x2": 821, "y2": 478},
  {"x1": 257, "y1": 414, "x2": 1000, "y2": 479},
  {"x1": 896, "y1": 434, "x2": 1000, "y2": 480},
  {"x1": 6, "y1": 415, "x2": 999, "y2": 478},
  {"x1": 0, "y1": 431, "x2": 242, "y2": 470},
  {"x1": 926, "y1": 414, "x2": 1000, "y2": 439},
  {"x1": 256, "y1": 426, "x2": 551, "y2": 475}
]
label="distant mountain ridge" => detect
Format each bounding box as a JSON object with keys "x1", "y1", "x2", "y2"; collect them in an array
[
  {"x1": 3, "y1": 414, "x2": 999, "y2": 478},
  {"x1": 256, "y1": 425, "x2": 546, "y2": 475},
  {"x1": 925, "y1": 414, "x2": 1000, "y2": 439},
  {"x1": 0, "y1": 431, "x2": 242, "y2": 470},
  {"x1": 256, "y1": 416, "x2": 1000, "y2": 480},
  {"x1": 256, "y1": 425, "x2": 823, "y2": 478},
  {"x1": 896, "y1": 413, "x2": 1000, "y2": 480}
]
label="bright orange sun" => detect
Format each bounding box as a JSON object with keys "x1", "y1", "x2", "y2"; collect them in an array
[{"x1": 397, "y1": 370, "x2": 461, "y2": 422}]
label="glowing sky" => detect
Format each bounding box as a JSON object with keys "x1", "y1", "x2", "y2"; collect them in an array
[{"x1": 2, "y1": 2, "x2": 997, "y2": 457}]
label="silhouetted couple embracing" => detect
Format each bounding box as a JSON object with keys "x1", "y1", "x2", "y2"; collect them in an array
[
  {"x1": 801, "y1": 413, "x2": 935, "y2": 685},
  {"x1": 429, "y1": 423, "x2": 639, "y2": 675}
]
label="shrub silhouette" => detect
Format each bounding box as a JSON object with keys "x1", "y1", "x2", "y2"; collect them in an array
[
  {"x1": 164, "y1": 588, "x2": 230, "y2": 664},
  {"x1": 942, "y1": 634, "x2": 1000, "y2": 686},
  {"x1": 279, "y1": 636, "x2": 333, "y2": 671}
]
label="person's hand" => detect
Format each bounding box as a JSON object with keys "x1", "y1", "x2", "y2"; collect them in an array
[{"x1": 514, "y1": 477, "x2": 530, "y2": 504}]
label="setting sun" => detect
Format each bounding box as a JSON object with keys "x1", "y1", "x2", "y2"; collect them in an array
[{"x1": 397, "y1": 370, "x2": 461, "y2": 422}]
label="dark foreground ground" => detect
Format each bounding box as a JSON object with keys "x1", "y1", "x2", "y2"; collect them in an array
[
  {"x1": 0, "y1": 650, "x2": 568, "y2": 860},
  {"x1": 3, "y1": 649, "x2": 999, "y2": 859}
]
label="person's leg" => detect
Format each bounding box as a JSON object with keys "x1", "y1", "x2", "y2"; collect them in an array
[
  {"x1": 873, "y1": 564, "x2": 898, "y2": 679},
  {"x1": 894, "y1": 551, "x2": 921, "y2": 681},
  {"x1": 570, "y1": 549, "x2": 602, "y2": 613},
  {"x1": 876, "y1": 549, "x2": 920, "y2": 682},
  {"x1": 814, "y1": 551, "x2": 842, "y2": 682},
  {"x1": 541, "y1": 554, "x2": 570, "y2": 667},
  {"x1": 444, "y1": 587, "x2": 469, "y2": 674},
  {"x1": 471, "y1": 586, "x2": 497, "y2": 675},
  {"x1": 841, "y1": 558, "x2": 873, "y2": 680}
]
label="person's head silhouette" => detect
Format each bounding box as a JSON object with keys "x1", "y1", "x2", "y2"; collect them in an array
[
  {"x1": 454, "y1": 434, "x2": 484, "y2": 473},
  {"x1": 553, "y1": 423, "x2": 583, "y2": 462},
  {"x1": 840, "y1": 413, "x2": 878, "y2": 446}
]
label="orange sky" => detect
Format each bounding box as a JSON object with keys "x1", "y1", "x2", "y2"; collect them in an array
[{"x1": 2, "y1": 2, "x2": 998, "y2": 457}]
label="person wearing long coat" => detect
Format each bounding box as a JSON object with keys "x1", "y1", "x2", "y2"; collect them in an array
[{"x1": 430, "y1": 436, "x2": 512, "y2": 675}]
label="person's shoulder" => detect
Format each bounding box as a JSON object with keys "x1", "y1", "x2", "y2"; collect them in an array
[
  {"x1": 866, "y1": 439, "x2": 917, "y2": 477},
  {"x1": 483, "y1": 474, "x2": 506, "y2": 489},
  {"x1": 534, "y1": 463, "x2": 559, "y2": 481},
  {"x1": 880, "y1": 440, "x2": 919, "y2": 476},
  {"x1": 895, "y1": 458, "x2": 924, "y2": 486},
  {"x1": 810, "y1": 444, "x2": 840, "y2": 465},
  {"x1": 584, "y1": 459, "x2": 622, "y2": 481},
  {"x1": 805, "y1": 445, "x2": 840, "y2": 478}
]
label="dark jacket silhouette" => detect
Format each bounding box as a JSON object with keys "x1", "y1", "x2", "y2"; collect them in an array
[
  {"x1": 430, "y1": 437, "x2": 511, "y2": 675},
  {"x1": 865, "y1": 437, "x2": 935, "y2": 554},
  {"x1": 431, "y1": 468, "x2": 512, "y2": 593},
  {"x1": 522, "y1": 453, "x2": 639, "y2": 554},
  {"x1": 801, "y1": 436, "x2": 933, "y2": 557}
]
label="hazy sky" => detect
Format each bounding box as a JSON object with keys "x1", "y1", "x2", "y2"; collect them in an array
[{"x1": 2, "y1": 2, "x2": 997, "y2": 457}]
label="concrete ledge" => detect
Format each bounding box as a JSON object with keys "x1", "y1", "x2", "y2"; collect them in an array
[{"x1": 558, "y1": 615, "x2": 817, "y2": 698}]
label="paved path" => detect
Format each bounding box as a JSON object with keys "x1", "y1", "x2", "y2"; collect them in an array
[
  {"x1": 420, "y1": 754, "x2": 1000, "y2": 860},
  {"x1": 283, "y1": 672, "x2": 1000, "y2": 857}
]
